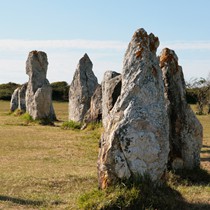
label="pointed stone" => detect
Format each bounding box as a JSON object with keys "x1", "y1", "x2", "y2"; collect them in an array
[
  {"x1": 160, "y1": 48, "x2": 203, "y2": 169},
  {"x1": 69, "y1": 54, "x2": 98, "y2": 122},
  {"x1": 25, "y1": 51, "x2": 56, "y2": 121},
  {"x1": 98, "y1": 29, "x2": 169, "y2": 189}
]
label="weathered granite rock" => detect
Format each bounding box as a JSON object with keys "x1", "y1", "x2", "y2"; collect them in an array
[
  {"x1": 160, "y1": 48, "x2": 203, "y2": 169},
  {"x1": 101, "y1": 71, "x2": 122, "y2": 128},
  {"x1": 25, "y1": 51, "x2": 56, "y2": 121},
  {"x1": 69, "y1": 53, "x2": 98, "y2": 122},
  {"x1": 98, "y1": 28, "x2": 169, "y2": 189},
  {"x1": 84, "y1": 84, "x2": 102, "y2": 123},
  {"x1": 18, "y1": 83, "x2": 27, "y2": 112},
  {"x1": 10, "y1": 87, "x2": 19, "y2": 112}
]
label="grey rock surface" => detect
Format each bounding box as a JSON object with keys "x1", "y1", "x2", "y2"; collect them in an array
[
  {"x1": 10, "y1": 87, "x2": 19, "y2": 112},
  {"x1": 160, "y1": 48, "x2": 203, "y2": 169},
  {"x1": 18, "y1": 83, "x2": 27, "y2": 112},
  {"x1": 101, "y1": 71, "x2": 121, "y2": 128},
  {"x1": 84, "y1": 84, "x2": 102, "y2": 123},
  {"x1": 98, "y1": 28, "x2": 169, "y2": 189},
  {"x1": 69, "y1": 53, "x2": 98, "y2": 122},
  {"x1": 25, "y1": 51, "x2": 56, "y2": 121}
]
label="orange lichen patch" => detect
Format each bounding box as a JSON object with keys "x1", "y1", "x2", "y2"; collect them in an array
[
  {"x1": 31, "y1": 50, "x2": 38, "y2": 55},
  {"x1": 150, "y1": 36, "x2": 159, "y2": 52},
  {"x1": 159, "y1": 48, "x2": 179, "y2": 74},
  {"x1": 136, "y1": 49, "x2": 143, "y2": 59},
  {"x1": 101, "y1": 173, "x2": 108, "y2": 189}
]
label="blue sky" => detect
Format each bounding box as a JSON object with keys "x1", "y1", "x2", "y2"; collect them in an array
[{"x1": 0, "y1": 0, "x2": 210, "y2": 83}]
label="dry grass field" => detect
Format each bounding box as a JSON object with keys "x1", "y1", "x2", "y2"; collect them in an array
[{"x1": 0, "y1": 101, "x2": 209, "y2": 209}]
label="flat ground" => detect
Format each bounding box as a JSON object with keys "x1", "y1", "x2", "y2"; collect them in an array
[{"x1": 0, "y1": 101, "x2": 209, "y2": 209}]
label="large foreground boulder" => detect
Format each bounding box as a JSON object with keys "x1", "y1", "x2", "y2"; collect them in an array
[
  {"x1": 69, "y1": 53, "x2": 98, "y2": 122},
  {"x1": 101, "y1": 71, "x2": 122, "y2": 128},
  {"x1": 160, "y1": 48, "x2": 203, "y2": 169},
  {"x1": 25, "y1": 51, "x2": 56, "y2": 121},
  {"x1": 98, "y1": 28, "x2": 169, "y2": 189}
]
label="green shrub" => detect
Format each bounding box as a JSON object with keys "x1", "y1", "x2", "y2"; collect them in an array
[
  {"x1": 61, "y1": 120, "x2": 82, "y2": 130},
  {"x1": 51, "y1": 81, "x2": 69, "y2": 101},
  {"x1": 0, "y1": 82, "x2": 20, "y2": 100}
]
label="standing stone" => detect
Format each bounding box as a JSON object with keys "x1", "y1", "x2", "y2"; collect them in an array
[
  {"x1": 98, "y1": 28, "x2": 169, "y2": 189},
  {"x1": 10, "y1": 87, "x2": 20, "y2": 112},
  {"x1": 25, "y1": 51, "x2": 56, "y2": 121},
  {"x1": 160, "y1": 48, "x2": 203, "y2": 169},
  {"x1": 69, "y1": 53, "x2": 98, "y2": 122},
  {"x1": 18, "y1": 83, "x2": 27, "y2": 112},
  {"x1": 84, "y1": 84, "x2": 102, "y2": 123},
  {"x1": 101, "y1": 71, "x2": 122, "y2": 128}
]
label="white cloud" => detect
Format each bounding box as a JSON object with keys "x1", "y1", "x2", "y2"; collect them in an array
[
  {"x1": 0, "y1": 39, "x2": 127, "y2": 51},
  {"x1": 1, "y1": 39, "x2": 210, "y2": 84},
  {"x1": 160, "y1": 41, "x2": 210, "y2": 50}
]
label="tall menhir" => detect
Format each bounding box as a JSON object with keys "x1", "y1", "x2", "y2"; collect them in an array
[{"x1": 25, "y1": 51, "x2": 56, "y2": 121}]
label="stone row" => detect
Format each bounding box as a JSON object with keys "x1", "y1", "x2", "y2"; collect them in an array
[{"x1": 10, "y1": 28, "x2": 203, "y2": 189}]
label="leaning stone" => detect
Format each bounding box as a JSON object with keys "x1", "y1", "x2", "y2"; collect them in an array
[
  {"x1": 25, "y1": 51, "x2": 56, "y2": 121},
  {"x1": 98, "y1": 28, "x2": 169, "y2": 189},
  {"x1": 160, "y1": 48, "x2": 203, "y2": 169},
  {"x1": 69, "y1": 53, "x2": 98, "y2": 122},
  {"x1": 101, "y1": 71, "x2": 121, "y2": 128}
]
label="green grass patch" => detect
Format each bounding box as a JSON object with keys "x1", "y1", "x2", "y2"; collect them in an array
[
  {"x1": 78, "y1": 175, "x2": 185, "y2": 210},
  {"x1": 21, "y1": 112, "x2": 34, "y2": 124},
  {"x1": 61, "y1": 120, "x2": 82, "y2": 130}
]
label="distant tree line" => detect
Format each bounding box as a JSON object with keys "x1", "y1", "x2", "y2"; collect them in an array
[
  {"x1": 0, "y1": 81, "x2": 69, "y2": 102},
  {"x1": 1, "y1": 78, "x2": 210, "y2": 114}
]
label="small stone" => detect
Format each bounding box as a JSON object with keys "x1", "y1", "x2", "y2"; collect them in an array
[
  {"x1": 84, "y1": 84, "x2": 102, "y2": 123},
  {"x1": 101, "y1": 71, "x2": 121, "y2": 128},
  {"x1": 18, "y1": 83, "x2": 27, "y2": 112},
  {"x1": 10, "y1": 87, "x2": 19, "y2": 112}
]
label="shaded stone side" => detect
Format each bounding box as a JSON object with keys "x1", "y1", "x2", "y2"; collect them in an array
[
  {"x1": 84, "y1": 84, "x2": 102, "y2": 123},
  {"x1": 101, "y1": 71, "x2": 122, "y2": 128},
  {"x1": 160, "y1": 48, "x2": 203, "y2": 170},
  {"x1": 18, "y1": 83, "x2": 27, "y2": 112},
  {"x1": 25, "y1": 51, "x2": 56, "y2": 121},
  {"x1": 69, "y1": 53, "x2": 98, "y2": 122},
  {"x1": 10, "y1": 87, "x2": 19, "y2": 112},
  {"x1": 98, "y1": 28, "x2": 169, "y2": 189}
]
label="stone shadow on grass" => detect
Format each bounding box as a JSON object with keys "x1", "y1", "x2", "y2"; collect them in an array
[{"x1": 0, "y1": 195, "x2": 44, "y2": 206}]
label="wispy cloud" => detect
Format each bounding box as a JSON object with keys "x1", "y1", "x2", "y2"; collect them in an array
[
  {"x1": 1, "y1": 39, "x2": 210, "y2": 52},
  {"x1": 160, "y1": 41, "x2": 210, "y2": 50},
  {"x1": 0, "y1": 39, "x2": 127, "y2": 51}
]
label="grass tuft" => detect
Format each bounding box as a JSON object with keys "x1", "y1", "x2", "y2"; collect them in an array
[
  {"x1": 78, "y1": 175, "x2": 185, "y2": 210},
  {"x1": 13, "y1": 109, "x2": 25, "y2": 116},
  {"x1": 61, "y1": 120, "x2": 82, "y2": 130},
  {"x1": 85, "y1": 122, "x2": 103, "y2": 131},
  {"x1": 21, "y1": 112, "x2": 34, "y2": 124}
]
